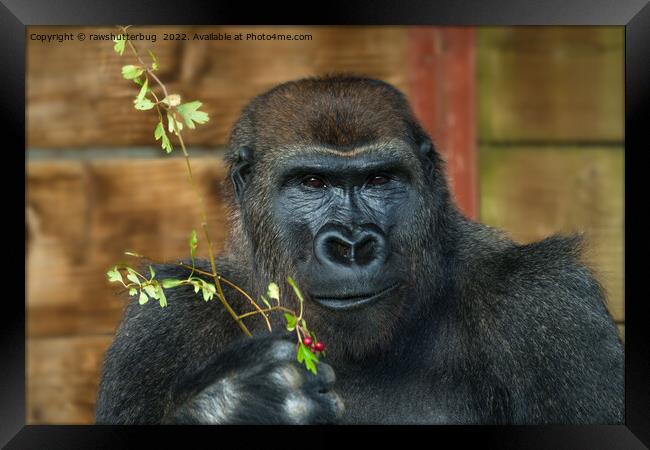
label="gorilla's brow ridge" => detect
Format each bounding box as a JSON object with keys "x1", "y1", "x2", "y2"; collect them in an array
[
  {"x1": 272, "y1": 138, "x2": 412, "y2": 159},
  {"x1": 321, "y1": 138, "x2": 413, "y2": 158}
]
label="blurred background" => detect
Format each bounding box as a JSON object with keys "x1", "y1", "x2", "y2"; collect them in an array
[{"x1": 26, "y1": 26, "x2": 624, "y2": 424}]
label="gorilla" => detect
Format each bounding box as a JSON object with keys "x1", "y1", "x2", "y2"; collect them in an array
[{"x1": 95, "y1": 75, "x2": 623, "y2": 424}]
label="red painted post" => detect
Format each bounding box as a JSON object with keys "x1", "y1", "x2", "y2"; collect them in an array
[{"x1": 407, "y1": 27, "x2": 477, "y2": 220}]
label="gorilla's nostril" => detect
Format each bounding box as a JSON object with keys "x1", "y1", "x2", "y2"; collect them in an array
[
  {"x1": 354, "y1": 238, "x2": 376, "y2": 266},
  {"x1": 327, "y1": 240, "x2": 352, "y2": 264}
]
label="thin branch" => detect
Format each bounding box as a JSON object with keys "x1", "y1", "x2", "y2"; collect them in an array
[
  {"x1": 217, "y1": 276, "x2": 272, "y2": 331},
  {"x1": 237, "y1": 305, "x2": 294, "y2": 320},
  {"x1": 118, "y1": 27, "x2": 251, "y2": 337}
]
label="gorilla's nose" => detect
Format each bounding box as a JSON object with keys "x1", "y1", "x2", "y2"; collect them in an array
[{"x1": 314, "y1": 224, "x2": 387, "y2": 269}]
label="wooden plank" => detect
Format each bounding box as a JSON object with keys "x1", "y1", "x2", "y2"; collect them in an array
[
  {"x1": 27, "y1": 157, "x2": 230, "y2": 337},
  {"x1": 478, "y1": 27, "x2": 624, "y2": 142},
  {"x1": 27, "y1": 335, "x2": 112, "y2": 424},
  {"x1": 479, "y1": 146, "x2": 624, "y2": 322},
  {"x1": 408, "y1": 27, "x2": 477, "y2": 219},
  {"x1": 27, "y1": 26, "x2": 410, "y2": 148}
]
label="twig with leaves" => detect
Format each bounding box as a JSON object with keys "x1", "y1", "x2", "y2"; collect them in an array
[{"x1": 105, "y1": 26, "x2": 324, "y2": 373}]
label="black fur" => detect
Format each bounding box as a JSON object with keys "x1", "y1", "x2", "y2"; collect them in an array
[{"x1": 96, "y1": 75, "x2": 623, "y2": 424}]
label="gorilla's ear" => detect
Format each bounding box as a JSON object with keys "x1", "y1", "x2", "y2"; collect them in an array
[
  {"x1": 418, "y1": 139, "x2": 435, "y2": 180},
  {"x1": 231, "y1": 146, "x2": 254, "y2": 203}
]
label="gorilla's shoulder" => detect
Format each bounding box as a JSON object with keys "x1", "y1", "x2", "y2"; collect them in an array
[
  {"x1": 501, "y1": 233, "x2": 602, "y2": 298},
  {"x1": 462, "y1": 233, "x2": 623, "y2": 421},
  {"x1": 509, "y1": 233, "x2": 586, "y2": 272},
  {"x1": 477, "y1": 233, "x2": 619, "y2": 348},
  {"x1": 486, "y1": 233, "x2": 605, "y2": 307}
]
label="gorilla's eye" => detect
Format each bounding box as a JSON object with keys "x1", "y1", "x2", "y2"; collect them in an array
[
  {"x1": 302, "y1": 176, "x2": 327, "y2": 189},
  {"x1": 367, "y1": 175, "x2": 390, "y2": 186}
]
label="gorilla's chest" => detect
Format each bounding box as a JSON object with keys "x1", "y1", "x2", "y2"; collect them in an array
[{"x1": 333, "y1": 367, "x2": 474, "y2": 424}]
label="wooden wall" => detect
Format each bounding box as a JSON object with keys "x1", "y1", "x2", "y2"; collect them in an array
[
  {"x1": 28, "y1": 26, "x2": 412, "y2": 149},
  {"x1": 26, "y1": 25, "x2": 476, "y2": 423},
  {"x1": 478, "y1": 28, "x2": 624, "y2": 332}
]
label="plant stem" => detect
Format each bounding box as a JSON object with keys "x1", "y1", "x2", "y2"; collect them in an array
[
  {"x1": 216, "y1": 276, "x2": 272, "y2": 331},
  {"x1": 237, "y1": 305, "x2": 295, "y2": 320},
  {"x1": 176, "y1": 261, "x2": 273, "y2": 329},
  {"x1": 120, "y1": 28, "x2": 251, "y2": 337}
]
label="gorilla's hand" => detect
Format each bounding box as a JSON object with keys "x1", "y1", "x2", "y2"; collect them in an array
[{"x1": 170, "y1": 335, "x2": 344, "y2": 424}]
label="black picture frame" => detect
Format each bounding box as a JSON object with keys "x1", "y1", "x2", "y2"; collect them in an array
[{"x1": 6, "y1": 0, "x2": 649, "y2": 448}]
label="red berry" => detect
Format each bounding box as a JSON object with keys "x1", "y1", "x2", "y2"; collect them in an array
[
  {"x1": 314, "y1": 341, "x2": 325, "y2": 352},
  {"x1": 303, "y1": 336, "x2": 313, "y2": 346}
]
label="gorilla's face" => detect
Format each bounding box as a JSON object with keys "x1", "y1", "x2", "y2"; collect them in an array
[
  {"x1": 235, "y1": 138, "x2": 440, "y2": 360},
  {"x1": 228, "y1": 77, "x2": 447, "y2": 358},
  {"x1": 270, "y1": 140, "x2": 424, "y2": 313}
]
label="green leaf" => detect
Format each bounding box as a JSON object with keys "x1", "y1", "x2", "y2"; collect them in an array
[
  {"x1": 144, "y1": 284, "x2": 159, "y2": 299},
  {"x1": 134, "y1": 97, "x2": 155, "y2": 110},
  {"x1": 176, "y1": 101, "x2": 210, "y2": 129},
  {"x1": 148, "y1": 49, "x2": 159, "y2": 71},
  {"x1": 201, "y1": 284, "x2": 214, "y2": 301},
  {"x1": 287, "y1": 276, "x2": 305, "y2": 304},
  {"x1": 106, "y1": 267, "x2": 122, "y2": 283},
  {"x1": 157, "y1": 284, "x2": 167, "y2": 307},
  {"x1": 161, "y1": 133, "x2": 172, "y2": 153},
  {"x1": 161, "y1": 279, "x2": 184, "y2": 288},
  {"x1": 284, "y1": 312, "x2": 297, "y2": 331},
  {"x1": 121, "y1": 65, "x2": 144, "y2": 80},
  {"x1": 199, "y1": 280, "x2": 217, "y2": 301},
  {"x1": 138, "y1": 290, "x2": 149, "y2": 305},
  {"x1": 267, "y1": 282, "x2": 280, "y2": 302},
  {"x1": 113, "y1": 34, "x2": 126, "y2": 55},
  {"x1": 189, "y1": 229, "x2": 198, "y2": 260},
  {"x1": 154, "y1": 121, "x2": 173, "y2": 153},
  {"x1": 126, "y1": 268, "x2": 140, "y2": 285},
  {"x1": 297, "y1": 343, "x2": 319, "y2": 374},
  {"x1": 260, "y1": 295, "x2": 271, "y2": 309},
  {"x1": 167, "y1": 112, "x2": 184, "y2": 134},
  {"x1": 193, "y1": 282, "x2": 201, "y2": 294},
  {"x1": 128, "y1": 287, "x2": 138, "y2": 296},
  {"x1": 154, "y1": 121, "x2": 164, "y2": 140},
  {"x1": 149, "y1": 265, "x2": 156, "y2": 280},
  {"x1": 135, "y1": 78, "x2": 149, "y2": 104}
]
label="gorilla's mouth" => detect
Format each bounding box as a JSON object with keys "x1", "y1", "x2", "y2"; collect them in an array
[{"x1": 311, "y1": 283, "x2": 400, "y2": 310}]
